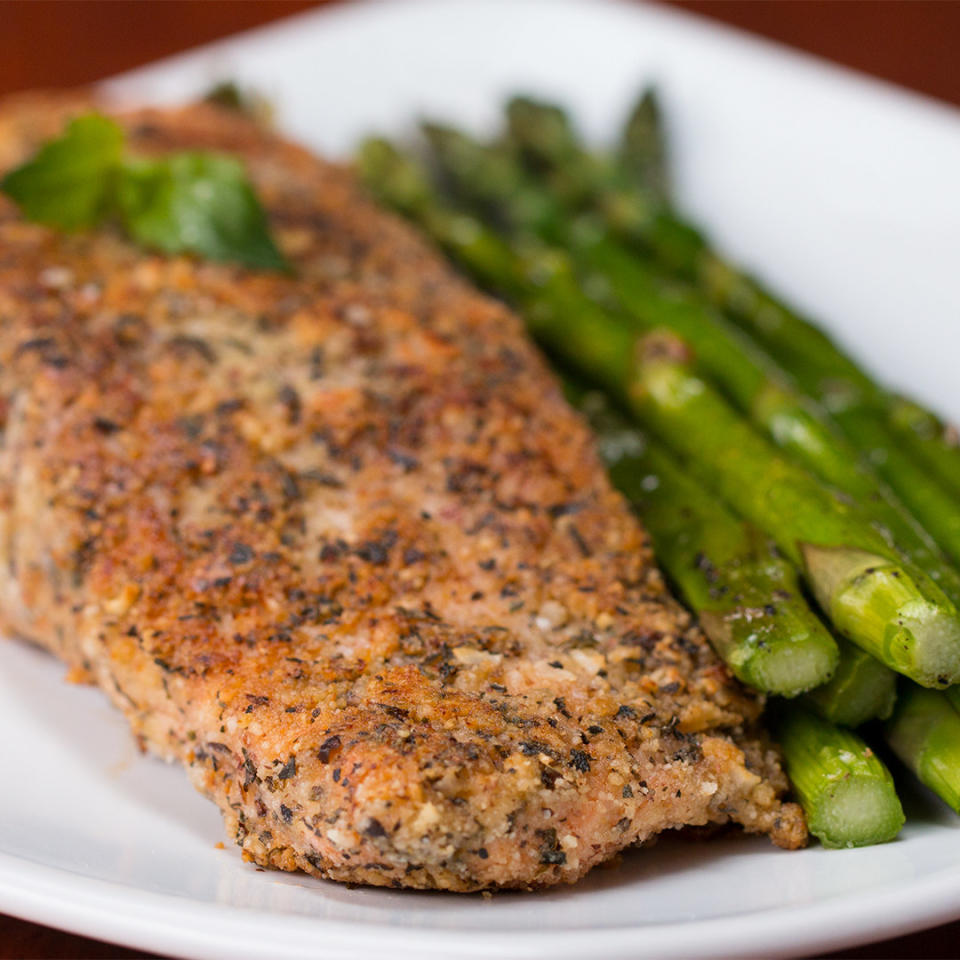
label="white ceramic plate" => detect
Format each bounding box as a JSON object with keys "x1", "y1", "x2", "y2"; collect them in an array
[{"x1": 3, "y1": 2, "x2": 960, "y2": 958}]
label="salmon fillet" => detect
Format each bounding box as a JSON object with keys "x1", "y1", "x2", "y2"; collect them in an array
[{"x1": 0, "y1": 92, "x2": 805, "y2": 891}]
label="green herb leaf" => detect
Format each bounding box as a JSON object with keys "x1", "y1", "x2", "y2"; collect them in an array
[
  {"x1": 1, "y1": 111, "x2": 289, "y2": 273},
  {"x1": 0, "y1": 114, "x2": 124, "y2": 230},
  {"x1": 117, "y1": 152, "x2": 289, "y2": 271}
]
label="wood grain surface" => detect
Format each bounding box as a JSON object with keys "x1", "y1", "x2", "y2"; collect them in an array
[{"x1": 2, "y1": 2, "x2": 959, "y2": 958}]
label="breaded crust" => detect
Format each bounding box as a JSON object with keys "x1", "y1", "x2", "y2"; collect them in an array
[{"x1": 0, "y1": 92, "x2": 805, "y2": 891}]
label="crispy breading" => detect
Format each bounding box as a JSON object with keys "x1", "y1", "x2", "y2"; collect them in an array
[{"x1": 0, "y1": 93, "x2": 805, "y2": 891}]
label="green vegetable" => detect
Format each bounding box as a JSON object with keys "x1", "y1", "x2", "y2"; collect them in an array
[
  {"x1": 580, "y1": 383, "x2": 897, "y2": 713},
  {"x1": 1, "y1": 112, "x2": 287, "y2": 271},
  {"x1": 887, "y1": 396, "x2": 960, "y2": 506},
  {"x1": 827, "y1": 404, "x2": 960, "y2": 567},
  {"x1": 420, "y1": 121, "x2": 960, "y2": 608},
  {"x1": 611, "y1": 90, "x2": 960, "y2": 559},
  {"x1": 774, "y1": 703, "x2": 905, "y2": 848},
  {"x1": 117, "y1": 152, "x2": 288, "y2": 271},
  {"x1": 804, "y1": 638, "x2": 897, "y2": 728},
  {"x1": 686, "y1": 253, "x2": 960, "y2": 565},
  {"x1": 1, "y1": 114, "x2": 124, "y2": 230},
  {"x1": 630, "y1": 340, "x2": 960, "y2": 689},
  {"x1": 887, "y1": 685, "x2": 960, "y2": 813},
  {"x1": 509, "y1": 93, "x2": 960, "y2": 560},
  {"x1": 575, "y1": 387, "x2": 838, "y2": 696}
]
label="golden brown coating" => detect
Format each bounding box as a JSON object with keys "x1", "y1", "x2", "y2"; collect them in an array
[{"x1": 0, "y1": 92, "x2": 805, "y2": 891}]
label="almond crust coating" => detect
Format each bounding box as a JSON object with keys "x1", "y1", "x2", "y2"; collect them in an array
[{"x1": 0, "y1": 93, "x2": 805, "y2": 891}]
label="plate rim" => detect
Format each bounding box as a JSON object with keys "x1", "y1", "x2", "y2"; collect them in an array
[{"x1": 4, "y1": 847, "x2": 960, "y2": 960}]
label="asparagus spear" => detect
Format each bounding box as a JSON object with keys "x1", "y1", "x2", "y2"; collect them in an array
[
  {"x1": 830, "y1": 404, "x2": 960, "y2": 567},
  {"x1": 805, "y1": 639, "x2": 897, "y2": 728},
  {"x1": 506, "y1": 95, "x2": 703, "y2": 268},
  {"x1": 574, "y1": 387, "x2": 838, "y2": 696},
  {"x1": 578, "y1": 383, "x2": 898, "y2": 720},
  {"x1": 631, "y1": 338, "x2": 960, "y2": 689},
  {"x1": 423, "y1": 123, "x2": 853, "y2": 482},
  {"x1": 573, "y1": 383, "x2": 894, "y2": 720},
  {"x1": 887, "y1": 395, "x2": 960, "y2": 505},
  {"x1": 357, "y1": 139, "x2": 530, "y2": 306},
  {"x1": 509, "y1": 94, "x2": 960, "y2": 541},
  {"x1": 357, "y1": 139, "x2": 960, "y2": 689},
  {"x1": 508, "y1": 92, "x2": 843, "y2": 389},
  {"x1": 887, "y1": 685, "x2": 960, "y2": 814},
  {"x1": 421, "y1": 122, "x2": 960, "y2": 607},
  {"x1": 614, "y1": 90, "x2": 960, "y2": 544},
  {"x1": 581, "y1": 385, "x2": 903, "y2": 714},
  {"x1": 774, "y1": 704, "x2": 905, "y2": 848},
  {"x1": 663, "y1": 255, "x2": 960, "y2": 578},
  {"x1": 613, "y1": 87, "x2": 946, "y2": 434}
]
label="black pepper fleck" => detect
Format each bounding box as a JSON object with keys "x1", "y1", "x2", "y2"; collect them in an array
[{"x1": 229, "y1": 543, "x2": 255, "y2": 565}]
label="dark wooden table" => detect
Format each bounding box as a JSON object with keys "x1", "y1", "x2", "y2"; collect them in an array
[{"x1": 2, "y1": 2, "x2": 960, "y2": 958}]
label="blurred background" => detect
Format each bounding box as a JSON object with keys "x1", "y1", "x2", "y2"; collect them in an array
[
  {"x1": 1, "y1": 2, "x2": 959, "y2": 959},
  {"x1": 2, "y1": 0, "x2": 960, "y2": 108}
]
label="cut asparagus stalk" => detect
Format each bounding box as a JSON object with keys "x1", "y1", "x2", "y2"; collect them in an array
[
  {"x1": 805, "y1": 638, "x2": 897, "y2": 728},
  {"x1": 357, "y1": 138, "x2": 960, "y2": 688},
  {"x1": 574, "y1": 387, "x2": 838, "y2": 696},
  {"x1": 631, "y1": 340, "x2": 960, "y2": 688},
  {"x1": 887, "y1": 685, "x2": 960, "y2": 814},
  {"x1": 420, "y1": 122, "x2": 960, "y2": 608},
  {"x1": 774, "y1": 704, "x2": 905, "y2": 848},
  {"x1": 587, "y1": 386, "x2": 895, "y2": 712}
]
